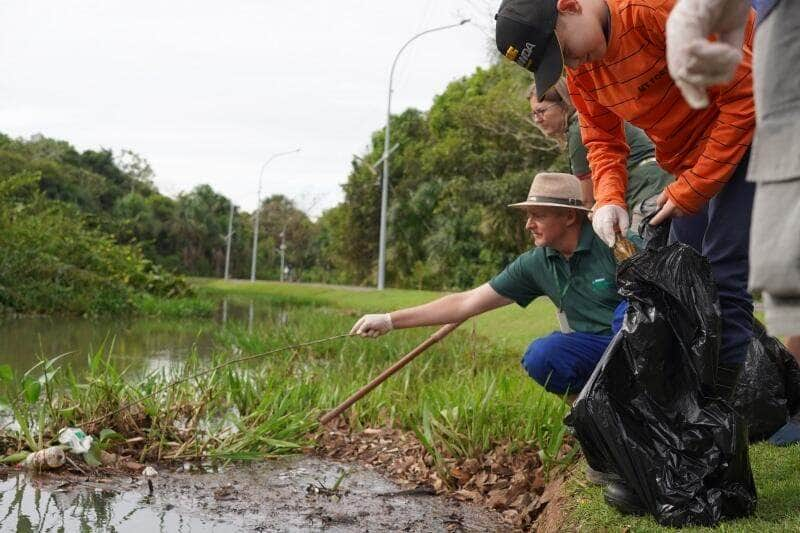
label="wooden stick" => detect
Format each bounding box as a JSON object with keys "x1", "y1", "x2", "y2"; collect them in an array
[{"x1": 319, "y1": 322, "x2": 463, "y2": 425}]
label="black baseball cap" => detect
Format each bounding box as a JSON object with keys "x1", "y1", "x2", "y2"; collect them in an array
[{"x1": 495, "y1": 0, "x2": 563, "y2": 99}]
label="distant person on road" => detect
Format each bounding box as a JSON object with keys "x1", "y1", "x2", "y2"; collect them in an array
[
  {"x1": 351, "y1": 172, "x2": 635, "y2": 407},
  {"x1": 527, "y1": 78, "x2": 673, "y2": 232}
]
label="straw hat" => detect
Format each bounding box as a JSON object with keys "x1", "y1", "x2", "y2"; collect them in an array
[{"x1": 508, "y1": 172, "x2": 589, "y2": 211}]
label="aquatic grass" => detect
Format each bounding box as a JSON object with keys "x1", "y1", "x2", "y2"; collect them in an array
[
  {"x1": 0, "y1": 300, "x2": 569, "y2": 471},
  {"x1": 130, "y1": 293, "x2": 215, "y2": 319},
  {"x1": 0, "y1": 351, "x2": 75, "y2": 452},
  {"x1": 192, "y1": 282, "x2": 572, "y2": 467},
  {"x1": 3, "y1": 280, "x2": 794, "y2": 532}
]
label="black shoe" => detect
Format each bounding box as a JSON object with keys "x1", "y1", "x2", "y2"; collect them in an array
[
  {"x1": 604, "y1": 482, "x2": 646, "y2": 516},
  {"x1": 585, "y1": 465, "x2": 622, "y2": 486}
]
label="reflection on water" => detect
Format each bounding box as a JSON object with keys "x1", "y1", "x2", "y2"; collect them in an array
[
  {"x1": 0, "y1": 456, "x2": 501, "y2": 532},
  {"x1": 0, "y1": 300, "x2": 309, "y2": 531},
  {"x1": 0, "y1": 298, "x2": 289, "y2": 375},
  {"x1": 0, "y1": 472, "x2": 225, "y2": 532}
]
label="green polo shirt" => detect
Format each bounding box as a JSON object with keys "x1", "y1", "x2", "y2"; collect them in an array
[
  {"x1": 567, "y1": 114, "x2": 673, "y2": 213},
  {"x1": 489, "y1": 221, "x2": 632, "y2": 336}
]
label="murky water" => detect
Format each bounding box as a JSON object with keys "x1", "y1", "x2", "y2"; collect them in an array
[
  {"x1": 0, "y1": 298, "x2": 285, "y2": 375},
  {"x1": 0, "y1": 300, "x2": 504, "y2": 531},
  {"x1": 0, "y1": 457, "x2": 501, "y2": 532},
  {"x1": 0, "y1": 470, "x2": 217, "y2": 532}
]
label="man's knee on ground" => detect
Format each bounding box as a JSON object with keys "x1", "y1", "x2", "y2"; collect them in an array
[{"x1": 521, "y1": 336, "x2": 572, "y2": 395}]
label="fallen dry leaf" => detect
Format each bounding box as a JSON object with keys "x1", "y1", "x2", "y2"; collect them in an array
[{"x1": 314, "y1": 424, "x2": 564, "y2": 531}]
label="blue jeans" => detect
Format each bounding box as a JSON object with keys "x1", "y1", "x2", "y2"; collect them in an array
[
  {"x1": 669, "y1": 151, "x2": 755, "y2": 366},
  {"x1": 521, "y1": 301, "x2": 627, "y2": 395}
]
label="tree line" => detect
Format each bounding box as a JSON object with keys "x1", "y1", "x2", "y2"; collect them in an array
[{"x1": 1, "y1": 61, "x2": 568, "y2": 308}]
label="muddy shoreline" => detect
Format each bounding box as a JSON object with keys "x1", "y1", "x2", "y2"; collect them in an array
[
  {"x1": 2, "y1": 456, "x2": 504, "y2": 532},
  {"x1": 316, "y1": 425, "x2": 571, "y2": 530},
  {"x1": 1, "y1": 425, "x2": 571, "y2": 531}
]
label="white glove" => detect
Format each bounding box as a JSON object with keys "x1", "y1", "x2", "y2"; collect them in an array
[
  {"x1": 666, "y1": 0, "x2": 751, "y2": 109},
  {"x1": 592, "y1": 205, "x2": 629, "y2": 247},
  {"x1": 350, "y1": 313, "x2": 394, "y2": 338}
]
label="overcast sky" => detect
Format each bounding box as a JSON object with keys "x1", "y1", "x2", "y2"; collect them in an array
[{"x1": 0, "y1": 1, "x2": 498, "y2": 217}]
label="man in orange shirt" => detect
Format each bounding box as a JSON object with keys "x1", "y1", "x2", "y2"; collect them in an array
[
  {"x1": 496, "y1": 0, "x2": 756, "y2": 513},
  {"x1": 496, "y1": 0, "x2": 755, "y2": 397}
]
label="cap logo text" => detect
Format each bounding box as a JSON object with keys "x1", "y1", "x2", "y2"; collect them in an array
[
  {"x1": 517, "y1": 42, "x2": 536, "y2": 67},
  {"x1": 505, "y1": 46, "x2": 519, "y2": 61}
]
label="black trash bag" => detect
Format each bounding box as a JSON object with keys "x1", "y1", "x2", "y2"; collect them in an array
[
  {"x1": 566, "y1": 221, "x2": 757, "y2": 527},
  {"x1": 733, "y1": 321, "x2": 800, "y2": 441}
]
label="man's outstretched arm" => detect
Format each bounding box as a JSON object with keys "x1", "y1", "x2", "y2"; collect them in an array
[{"x1": 350, "y1": 283, "x2": 513, "y2": 338}]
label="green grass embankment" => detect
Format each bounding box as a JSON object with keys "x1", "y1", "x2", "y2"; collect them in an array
[
  {"x1": 199, "y1": 279, "x2": 800, "y2": 532},
  {"x1": 196, "y1": 278, "x2": 559, "y2": 353},
  {"x1": 1, "y1": 278, "x2": 570, "y2": 474}
]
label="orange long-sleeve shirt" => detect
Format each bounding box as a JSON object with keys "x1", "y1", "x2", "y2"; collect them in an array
[{"x1": 566, "y1": 0, "x2": 755, "y2": 215}]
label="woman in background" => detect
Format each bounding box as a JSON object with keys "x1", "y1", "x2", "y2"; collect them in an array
[{"x1": 528, "y1": 78, "x2": 673, "y2": 232}]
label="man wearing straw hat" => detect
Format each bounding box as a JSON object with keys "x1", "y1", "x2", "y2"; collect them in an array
[{"x1": 351, "y1": 172, "x2": 632, "y2": 405}]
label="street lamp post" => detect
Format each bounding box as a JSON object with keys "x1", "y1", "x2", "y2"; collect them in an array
[
  {"x1": 250, "y1": 148, "x2": 301, "y2": 282},
  {"x1": 377, "y1": 18, "x2": 470, "y2": 290},
  {"x1": 224, "y1": 200, "x2": 235, "y2": 280},
  {"x1": 279, "y1": 228, "x2": 287, "y2": 282}
]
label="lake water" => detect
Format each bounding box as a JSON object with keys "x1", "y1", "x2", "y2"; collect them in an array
[
  {"x1": 0, "y1": 298, "x2": 284, "y2": 375},
  {"x1": 0, "y1": 456, "x2": 501, "y2": 532},
  {"x1": 0, "y1": 300, "x2": 506, "y2": 532}
]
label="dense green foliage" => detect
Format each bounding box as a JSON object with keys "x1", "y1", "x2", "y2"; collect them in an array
[
  {"x1": 325, "y1": 62, "x2": 567, "y2": 288},
  {"x1": 1, "y1": 61, "x2": 565, "y2": 294},
  {"x1": 0, "y1": 171, "x2": 187, "y2": 315},
  {"x1": 0, "y1": 133, "x2": 324, "y2": 284}
]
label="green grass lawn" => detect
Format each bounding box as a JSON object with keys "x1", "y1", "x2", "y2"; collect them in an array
[
  {"x1": 196, "y1": 278, "x2": 560, "y2": 352},
  {"x1": 1, "y1": 278, "x2": 570, "y2": 473},
  {"x1": 567, "y1": 443, "x2": 800, "y2": 532},
  {"x1": 198, "y1": 279, "x2": 800, "y2": 532}
]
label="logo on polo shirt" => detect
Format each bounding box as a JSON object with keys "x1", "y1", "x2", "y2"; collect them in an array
[{"x1": 638, "y1": 66, "x2": 669, "y2": 93}]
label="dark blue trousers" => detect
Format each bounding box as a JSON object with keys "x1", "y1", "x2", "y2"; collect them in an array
[
  {"x1": 521, "y1": 301, "x2": 627, "y2": 395},
  {"x1": 669, "y1": 151, "x2": 755, "y2": 366}
]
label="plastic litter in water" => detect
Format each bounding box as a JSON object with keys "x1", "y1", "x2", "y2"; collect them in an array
[
  {"x1": 23, "y1": 447, "x2": 66, "y2": 470},
  {"x1": 57, "y1": 427, "x2": 93, "y2": 454}
]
